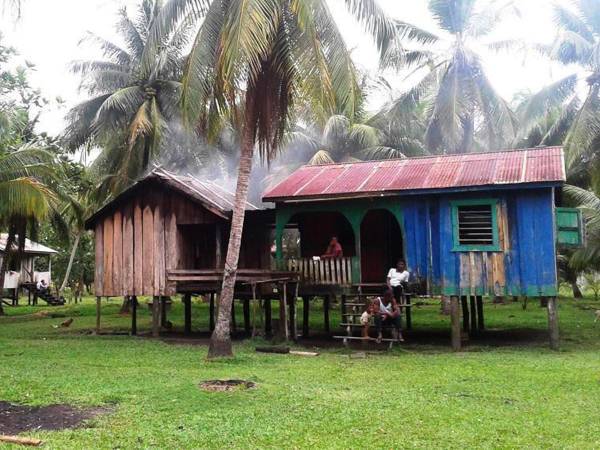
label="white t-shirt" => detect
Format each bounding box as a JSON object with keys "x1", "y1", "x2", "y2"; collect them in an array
[{"x1": 387, "y1": 268, "x2": 409, "y2": 287}]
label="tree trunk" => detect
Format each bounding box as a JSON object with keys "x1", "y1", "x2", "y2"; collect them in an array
[
  {"x1": 571, "y1": 282, "x2": 583, "y2": 299},
  {"x1": 207, "y1": 123, "x2": 255, "y2": 358},
  {"x1": 59, "y1": 231, "x2": 80, "y2": 295},
  {"x1": 0, "y1": 229, "x2": 16, "y2": 316},
  {"x1": 120, "y1": 296, "x2": 132, "y2": 314}
]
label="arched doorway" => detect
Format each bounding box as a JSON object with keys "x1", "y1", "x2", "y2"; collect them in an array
[
  {"x1": 360, "y1": 209, "x2": 403, "y2": 283},
  {"x1": 290, "y1": 211, "x2": 356, "y2": 258}
]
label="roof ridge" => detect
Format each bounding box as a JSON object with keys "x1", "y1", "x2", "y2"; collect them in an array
[{"x1": 302, "y1": 146, "x2": 563, "y2": 168}]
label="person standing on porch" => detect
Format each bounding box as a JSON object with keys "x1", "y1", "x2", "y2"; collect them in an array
[
  {"x1": 387, "y1": 259, "x2": 410, "y2": 304},
  {"x1": 321, "y1": 236, "x2": 343, "y2": 258}
]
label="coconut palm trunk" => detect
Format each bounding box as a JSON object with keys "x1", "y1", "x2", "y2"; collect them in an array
[
  {"x1": 208, "y1": 121, "x2": 254, "y2": 358},
  {"x1": 59, "y1": 231, "x2": 80, "y2": 295},
  {"x1": 0, "y1": 228, "x2": 16, "y2": 316}
]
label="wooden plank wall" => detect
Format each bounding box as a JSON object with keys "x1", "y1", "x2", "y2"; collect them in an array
[
  {"x1": 93, "y1": 187, "x2": 264, "y2": 297},
  {"x1": 93, "y1": 191, "x2": 202, "y2": 297}
]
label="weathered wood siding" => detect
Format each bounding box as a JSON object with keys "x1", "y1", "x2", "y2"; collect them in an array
[
  {"x1": 93, "y1": 188, "x2": 210, "y2": 297},
  {"x1": 92, "y1": 183, "x2": 272, "y2": 297}
]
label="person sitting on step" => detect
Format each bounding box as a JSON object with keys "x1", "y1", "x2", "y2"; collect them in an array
[
  {"x1": 373, "y1": 289, "x2": 403, "y2": 343},
  {"x1": 36, "y1": 279, "x2": 48, "y2": 295},
  {"x1": 387, "y1": 259, "x2": 410, "y2": 306},
  {"x1": 360, "y1": 298, "x2": 374, "y2": 339}
]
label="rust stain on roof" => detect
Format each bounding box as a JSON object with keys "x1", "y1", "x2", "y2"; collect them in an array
[{"x1": 263, "y1": 147, "x2": 565, "y2": 202}]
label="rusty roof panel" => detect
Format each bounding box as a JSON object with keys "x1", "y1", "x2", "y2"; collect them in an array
[
  {"x1": 325, "y1": 163, "x2": 376, "y2": 194},
  {"x1": 494, "y1": 151, "x2": 523, "y2": 183},
  {"x1": 297, "y1": 166, "x2": 346, "y2": 196},
  {"x1": 262, "y1": 147, "x2": 565, "y2": 201}
]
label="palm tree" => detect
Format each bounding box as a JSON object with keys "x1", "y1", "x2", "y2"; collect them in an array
[
  {"x1": 146, "y1": 0, "x2": 409, "y2": 357},
  {"x1": 383, "y1": 0, "x2": 518, "y2": 154},
  {"x1": 64, "y1": 0, "x2": 194, "y2": 194},
  {"x1": 0, "y1": 146, "x2": 60, "y2": 315},
  {"x1": 517, "y1": 1, "x2": 600, "y2": 173},
  {"x1": 564, "y1": 185, "x2": 600, "y2": 271}
]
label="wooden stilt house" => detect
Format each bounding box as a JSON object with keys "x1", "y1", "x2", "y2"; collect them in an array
[{"x1": 263, "y1": 146, "x2": 583, "y2": 349}]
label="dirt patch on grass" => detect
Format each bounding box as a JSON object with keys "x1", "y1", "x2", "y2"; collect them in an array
[
  {"x1": 199, "y1": 380, "x2": 256, "y2": 392},
  {"x1": 0, "y1": 401, "x2": 112, "y2": 435}
]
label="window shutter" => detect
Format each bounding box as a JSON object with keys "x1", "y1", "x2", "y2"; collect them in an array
[
  {"x1": 556, "y1": 207, "x2": 584, "y2": 248},
  {"x1": 457, "y1": 205, "x2": 494, "y2": 246}
]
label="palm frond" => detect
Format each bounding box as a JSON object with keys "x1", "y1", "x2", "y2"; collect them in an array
[{"x1": 308, "y1": 149, "x2": 334, "y2": 165}]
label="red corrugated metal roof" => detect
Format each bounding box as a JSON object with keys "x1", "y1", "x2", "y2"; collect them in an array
[{"x1": 263, "y1": 147, "x2": 565, "y2": 202}]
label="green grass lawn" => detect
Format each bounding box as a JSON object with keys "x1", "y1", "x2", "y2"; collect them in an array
[{"x1": 1, "y1": 295, "x2": 600, "y2": 449}]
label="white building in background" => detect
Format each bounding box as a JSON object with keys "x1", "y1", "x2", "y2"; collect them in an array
[{"x1": 0, "y1": 234, "x2": 58, "y2": 290}]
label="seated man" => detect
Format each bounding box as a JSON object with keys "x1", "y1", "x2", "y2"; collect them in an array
[
  {"x1": 372, "y1": 289, "x2": 403, "y2": 343},
  {"x1": 387, "y1": 259, "x2": 410, "y2": 304},
  {"x1": 36, "y1": 279, "x2": 48, "y2": 294},
  {"x1": 321, "y1": 236, "x2": 343, "y2": 258}
]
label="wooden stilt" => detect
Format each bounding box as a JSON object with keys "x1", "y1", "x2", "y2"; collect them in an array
[
  {"x1": 450, "y1": 295, "x2": 461, "y2": 351},
  {"x1": 547, "y1": 296, "x2": 559, "y2": 350},
  {"x1": 405, "y1": 293, "x2": 412, "y2": 330},
  {"x1": 324, "y1": 295, "x2": 330, "y2": 334},
  {"x1": 131, "y1": 296, "x2": 137, "y2": 336},
  {"x1": 95, "y1": 296, "x2": 101, "y2": 335},
  {"x1": 264, "y1": 299, "x2": 272, "y2": 336},
  {"x1": 243, "y1": 298, "x2": 251, "y2": 335},
  {"x1": 289, "y1": 292, "x2": 297, "y2": 342},
  {"x1": 461, "y1": 296, "x2": 469, "y2": 332},
  {"x1": 303, "y1": 297, "x2": 310, "y2": 337},
  {"x1": 209, "y1": 293, "x2": 215, "y2": 331},
  {"x1": 151, "y1": 296, "x2": 160, "y2": 337},
  {"x1": 280, "y1": 282, "x2": 289, "y2": 340},
  {"x1": 160, "y1": 296, "x2": 167, "y2": 328},
  {"x1": 231, "y1": 299, "x2": 237, "y2": 333},
  {"x1": 469, "y1": 296, "x2": 477, "y2": 334},
  {"x1": 476, "y1": 296, "x2": 484, "y2": 331},
  {"x1": 183, "y1": 294, "x2": 191, "y2": 335}
]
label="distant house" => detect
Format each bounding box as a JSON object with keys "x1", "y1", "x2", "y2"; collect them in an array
[{"x1": 0, "y1": 234, "x2": 58, "y2": 290}]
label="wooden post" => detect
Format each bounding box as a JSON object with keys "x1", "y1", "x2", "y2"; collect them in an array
[
  {"x1": 151, "y1": 296, "x2": 160, "y2": 337},
  {"x1": 289, "y1": 292, "x2": 297, "y2": 342},
  {"x1": 209, "y1": 293, "x2": 215, "y2": 331},
  {"x1": 302, "y1": 297, "x2": 310, "y2": 337},
  {"x1": 461, "y1": 296, "x2": 469, "y2": 332},
  {"x1": 264, "y1": 299, "x2": 272, "y2": 336},
  {"x1": 95, "y1": 296, "x2": 101, "y2": 335},
  {"x1": 183, "y1": 294, "x2": 191, "y2": 335},
  {"x1": 324, "y1": 295, "x2": 330, "y2": 334},
  {"x1": 469, "y1": 296, "x2": 477, "y2": 334},
  {"x1": 280, "y1": 282, "x2": 289, "y2": 340},
  {"x1": 547, "y1": 296, "x2": 559, "y2": 350},
  {"x1": 476, "y1": 295, "x2": 484, "y2": 331},
  {"x1": 215, "y1": 225, "x2": 222, "y2": 268},
  {"x1": 160, "y1": 296, "x2": 167, "y2": 328},
  {"x1": 243, "y1": 298, "x2": 251, "y2": 335},
  {"x1": 231, "y1": 299, "x2": 237, "y2": 333},
  {"x1": 450, "y1": 295, "x2": 461, "y2": 351},
  {"x1": 131, "y1": 296, "x2": 137, "y2": 336}
]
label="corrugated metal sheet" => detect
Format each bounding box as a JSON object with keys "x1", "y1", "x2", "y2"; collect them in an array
[
  {"x1": 0, "y1": 234, "x2": 57, "y2": 255},
  {"x1": 263, "y1": 147, "x2": 565, "y2": 201}
]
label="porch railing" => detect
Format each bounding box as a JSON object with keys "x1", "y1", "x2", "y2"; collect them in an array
[{"x1": 285, "y1": 257, "x2": 353, "y2": 285}]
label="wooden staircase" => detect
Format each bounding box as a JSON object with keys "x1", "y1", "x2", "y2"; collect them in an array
[
  {"x1": 22, "y1": 283, "x2": 65, "y2": 306},
  {"x1": 333, "y1": 285, "x2": 411, "y2": 348}
]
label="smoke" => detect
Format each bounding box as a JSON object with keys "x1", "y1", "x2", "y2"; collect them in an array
[{"x1": 153, "y1": 118, "x2": 320, "y2": 209}]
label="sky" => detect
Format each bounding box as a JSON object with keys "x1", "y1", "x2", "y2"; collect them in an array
[{"x1": 0, "y1": 0, "x2": 580, "y2": 137}]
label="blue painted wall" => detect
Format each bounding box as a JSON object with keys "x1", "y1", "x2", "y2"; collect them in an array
[{"x1": 402, "y1": 187, "x2": 558, "y2": 296}]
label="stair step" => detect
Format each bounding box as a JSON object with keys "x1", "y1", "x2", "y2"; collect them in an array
[{"x1": 332, "y1": 336, "x2": 401, "y2": 343}]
